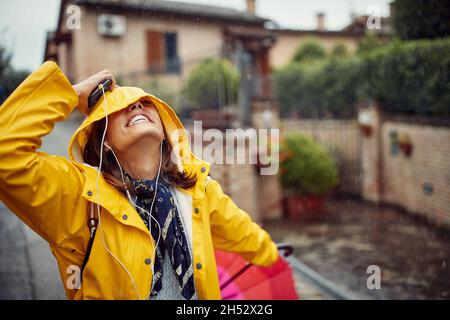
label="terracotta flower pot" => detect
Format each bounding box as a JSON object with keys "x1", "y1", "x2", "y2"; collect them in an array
[{"x1": 284, "y1": 195, "x2": 325, "y2": 220}]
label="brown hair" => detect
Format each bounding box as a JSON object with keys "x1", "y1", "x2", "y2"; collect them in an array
[{"x1": 83, "y1": 118, "x2": 197, "y2": 195}]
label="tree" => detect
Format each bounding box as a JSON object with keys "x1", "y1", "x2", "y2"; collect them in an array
[
  {"x1": 183, "y1": 58, "x2": 239, "y2": 109},
  {"x1": 392, "y1": 0, "x2": 450, "y2": 40},
  {"x1": 0, "y1": 44, "x2": 29, "y2": 104},
  {"x1": 292, "y1": 40, "x2": 327, "y2": 64}
]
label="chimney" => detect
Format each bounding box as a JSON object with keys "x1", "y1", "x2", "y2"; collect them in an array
[
  {"x1": 389, "y1": 1, "x2": 395, "y2": 18},
  {"x1": 246, "y1": 0, "x2": 256, "y2": 15},
  {"x1": 317, "y1": 12, "x2": 325, "y2": 31}
]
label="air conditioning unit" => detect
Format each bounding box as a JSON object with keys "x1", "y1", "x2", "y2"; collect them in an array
[{"x1": 97, "y1": 14, "x2": 126, "y2": 37}]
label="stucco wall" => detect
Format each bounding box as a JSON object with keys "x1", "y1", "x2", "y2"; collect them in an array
[
  {"x1": 64, "y1": 5, "x2": 224, "y2": 85},
  {"x1": 270, "y1": 33, "x2": 360, "y2": 69}
]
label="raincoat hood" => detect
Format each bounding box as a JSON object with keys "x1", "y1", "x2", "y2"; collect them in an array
[{"x1": 68, "y1": 86, "x2": 205, "y2": 173}]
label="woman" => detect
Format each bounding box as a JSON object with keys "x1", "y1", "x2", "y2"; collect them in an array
[{"x1": 0, "y1": 61, "x2": 278, "y2": 300}]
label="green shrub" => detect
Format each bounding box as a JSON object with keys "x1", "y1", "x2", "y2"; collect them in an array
[
  {"x1": 280, "y1": 134, "x2": 338, "y2": 196},
  {"x1": 183, "y1": 58, "x2": 239, "y2": 109}
]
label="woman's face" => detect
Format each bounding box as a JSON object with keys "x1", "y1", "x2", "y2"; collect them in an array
[{"x1": 105, "y1": 98, "x2": 164, "y2": 152}]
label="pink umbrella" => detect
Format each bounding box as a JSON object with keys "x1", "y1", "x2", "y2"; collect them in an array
[{"x1": 215, "y1": 244, "x2": 299, "y2": 300}]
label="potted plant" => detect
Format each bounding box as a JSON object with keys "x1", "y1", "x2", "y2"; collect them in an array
[{"x1": 279, "y1": 134, "x2": 339, "y2": 219}]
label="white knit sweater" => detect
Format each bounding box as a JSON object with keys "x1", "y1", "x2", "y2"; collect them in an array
[{"x1": 149, "y1": 251, "x2": 198, "y2": 300}]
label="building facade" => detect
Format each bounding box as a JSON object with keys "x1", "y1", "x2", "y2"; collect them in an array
[{"x1": 45, "y1": 0, "x2": 275, "y2": 95}]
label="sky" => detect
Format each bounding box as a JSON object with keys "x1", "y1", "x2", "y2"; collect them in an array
[{"x1": 0, "y1": 0, "x2": 391, "y2": 71}]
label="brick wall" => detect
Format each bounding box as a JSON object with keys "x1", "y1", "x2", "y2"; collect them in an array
[
  {"x1": 359, "y1": 105, "x2": 450, "y2": 228},
  {"x1": 381, "y1": 121, "x2": 450, "y2": 227},
  {"x1": 194, "y1": 133, "x2": 261, "y2": 223}
]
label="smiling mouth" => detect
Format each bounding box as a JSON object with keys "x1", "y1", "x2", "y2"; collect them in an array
[{"x1": 127, "y1": 114, "x2": 153, "y2": 127}]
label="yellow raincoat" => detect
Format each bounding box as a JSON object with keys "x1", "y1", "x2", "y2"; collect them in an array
[{"x1": 0, "y1": 61, "x2": 278, "y2": 300}]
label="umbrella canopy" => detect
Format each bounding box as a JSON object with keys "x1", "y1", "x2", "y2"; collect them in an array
[{"x1": 215, "y1": 244, "x2": 299, "y2": 300}]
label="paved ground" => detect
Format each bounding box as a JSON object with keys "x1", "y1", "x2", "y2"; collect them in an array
[
  {"x1": 265, "y1": 199, "x2": 450, "y2": 300},
  {"x1": 0, "y1": 203, "x2": 66, "y2": 299},
  {"x1": 292, "y1": 272, "x2": 330, "y2": 300}
]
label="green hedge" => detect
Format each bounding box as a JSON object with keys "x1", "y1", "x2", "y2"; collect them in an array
[
  {"x1": 274, "y1": 39, "x2": 450, "y2": 118},
  {"x1": 274, "y1": 57, "x2": 359, "y2": 118},
  {"x1": 358, "y1": 39, "x2": 450, "y2": 117}
]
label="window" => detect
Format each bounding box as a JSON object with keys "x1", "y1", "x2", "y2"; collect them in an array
[
  {"x1": 146, "y1": 30, "x2": 180, "y2": 74},
  {"x1": 165, "y1": 32, "x2": 180, "y2": 73}
]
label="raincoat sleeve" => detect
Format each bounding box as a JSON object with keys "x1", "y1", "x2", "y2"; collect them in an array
[
  {"x1": 206, "y1": 178, "x2": 279, "y2": 267},
  {"x1": 0, "y1": 61, "x2": 85, "y2": 244}
]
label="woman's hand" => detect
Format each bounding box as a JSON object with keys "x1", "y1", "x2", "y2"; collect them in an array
[{"x1": 72, "y1": 69, "x2": 117, "y2": 114}]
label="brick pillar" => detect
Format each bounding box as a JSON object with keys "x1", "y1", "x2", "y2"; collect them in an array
[
  {"x1": 359, "y1": 102, "x2": 383, "y2": 203},
  {"x1": 252, "y1": 99, "x2": 283, "y2": 220},
  {"x1": 208, "y1": 136, "x2": 261, "y2": 223},
  {"x1": 226, "y1": 153, "x2": 260, "y2": 223}
]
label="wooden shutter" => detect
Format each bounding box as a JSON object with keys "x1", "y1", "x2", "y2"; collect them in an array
[{"x1": 146, "y1": 30, "x2": 165, "y2": 72}]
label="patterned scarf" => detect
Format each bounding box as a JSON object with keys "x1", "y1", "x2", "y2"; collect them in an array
[{"x1": 124, "y1": 172, "x2": 195, "y2": 300}]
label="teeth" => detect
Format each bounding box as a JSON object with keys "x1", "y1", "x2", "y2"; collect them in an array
[{"x1": 128, "y1": 115, "x2": 149, "y2": 126}]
